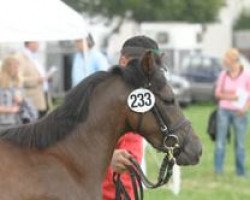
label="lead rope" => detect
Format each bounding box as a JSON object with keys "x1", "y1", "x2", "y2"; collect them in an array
[{"x1": 113, "y1": 148, "x2": 175, "y2": 200}]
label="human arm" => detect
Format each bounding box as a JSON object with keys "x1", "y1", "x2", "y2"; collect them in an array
[
  {"x1": 215, "y1": 90, "x2": 237, "y2": 101},
  {"x1": 111, "y1": 133, "x2": 143, "y2": 173},
  {"x1": 215, "y1": 72, "x2": 238, "y2": 101},
  {"x1": 0, "y1": 88, "x2": 21, "y2": 113},
  {"x1": 16, "y1": 53, "x2": 46, "y2": 88},
  {"x1": 102, "y1": 133, "x2": 143, "y2": 199},
  {"x1": 93, "y1": 50, "x2": 110, "y2": 71},
  {"x1": 0, "y1": 105, "x2": 19, "y2": 113},
  {"x1": 237, "y1": 71, "x2": 250, "y2": 115},
  {"x1": 72, "y1": 53, "x2": 85, "y2": 87},
  {"x1": 111, "y1": 149, "x2": 133, "y2": 173},
  {"x1": 23, "y1": 75, "x2": 46, "y2": 88},
  {"x1": 237, "y1": 101, "x2": 250, "y2": 116}
]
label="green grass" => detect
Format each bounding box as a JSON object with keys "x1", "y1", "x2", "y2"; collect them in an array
[{"x1": 144, "y1": 103, "x2": 250, "y2": 200}]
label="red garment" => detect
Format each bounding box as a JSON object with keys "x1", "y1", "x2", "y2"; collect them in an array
[{"x1": 102, "y1": 132, "x2": 143, "y2": 200}]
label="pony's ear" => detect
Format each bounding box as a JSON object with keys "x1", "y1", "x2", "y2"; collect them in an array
[{"x1": 141, "y1": 51, "x2": 156, "y2": 75}]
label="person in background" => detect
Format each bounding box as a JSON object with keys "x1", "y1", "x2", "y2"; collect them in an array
[
  {"x1": 0, "y1": 55, "x2": 23, "y2": 129},
  {"x1": 102, "y1": 35, "x2": 160, "y2": 200},
  {"x1": 16, "y1": 41, "x2": 49, "y2": 119},
  {"x1": 214, "y1": 48, "x2": 250, "y2": 176},
  {"x1": 71, "y1": 34, "x2": 109, "y2": 87}
]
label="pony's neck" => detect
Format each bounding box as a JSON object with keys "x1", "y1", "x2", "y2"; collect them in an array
[{"x1": 47, "y1": 76, "x2": 129, "y2": 183}]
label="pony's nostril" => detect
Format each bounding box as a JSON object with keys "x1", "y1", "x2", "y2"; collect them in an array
[
  {"x1": 197, "y1": 143, "x2": 203, "y2": 156},
  {"x1": 194, "y1": 148, "x2": 202, "y2": 164}
]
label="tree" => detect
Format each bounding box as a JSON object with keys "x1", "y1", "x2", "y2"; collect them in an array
[
  {"x1": 234, "y1": 10, "x2": 250, "y2": 30},
  {"x1": 63, "y1": 0, "x2": 225, "y2": 23},
  {"x1": 62, "y1": 0, "x2": 225, "y2": 52}
]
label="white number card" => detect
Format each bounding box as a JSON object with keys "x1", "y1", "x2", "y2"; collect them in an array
[{"x1": 127, "y1": 88, "x2": 155, "y2": 113}]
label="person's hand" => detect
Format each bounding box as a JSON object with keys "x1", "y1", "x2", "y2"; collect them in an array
[
  {"x1": 237, "y1": 104, "x2": 249, "y2": 116},
  {"x1": 14, "y1": 95, "x2": 23, "y2": 104},
  {"x1": 111, "y1": 149, "x2": 132, "y2": 173},
  {"x1": 8, "y1": 105, "x2": 20, "y2": 113},
  {"x1": 230, "y1": 94, "x2": 238, "y2": 101},
  {"x1": 224, "y1": 92, "x2": 238, "y2": 101}
]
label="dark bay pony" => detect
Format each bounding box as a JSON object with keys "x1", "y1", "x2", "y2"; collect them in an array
[{"x1": 0, "y1": 51, "x2": 202, "y2": 200}]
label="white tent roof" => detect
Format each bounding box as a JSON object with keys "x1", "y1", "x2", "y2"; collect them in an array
[{"x1": 0, "y1": 0, "x2": 88, "y2": 42}]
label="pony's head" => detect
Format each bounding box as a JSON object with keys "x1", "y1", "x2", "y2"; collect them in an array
[{"x1": 121, "y1": 50, "x2": 202, "y2": 166}]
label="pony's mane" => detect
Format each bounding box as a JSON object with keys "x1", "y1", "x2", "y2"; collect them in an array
[
  {"x1": 0, "y1": 63, "x2": 151, "y2": 149},
  {"x1": 0, "y1": 56, "x2": 165, "y2": 149},
  {"x1": 0, "y1": 71, "x2": 110, "y2": 149}
]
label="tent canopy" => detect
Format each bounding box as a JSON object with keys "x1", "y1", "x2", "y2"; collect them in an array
[{"x1": 0, "y1": 0, "x2": 88, "y2": 42}]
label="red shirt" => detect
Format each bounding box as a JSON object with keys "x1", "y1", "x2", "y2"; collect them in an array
[{"x1": 102, "y1": 132, "x2": 143, "y2": 200}]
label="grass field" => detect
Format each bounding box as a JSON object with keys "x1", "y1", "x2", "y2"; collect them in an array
[{"x1": 144, "y1": 103, "x2": 250, "y2": 200}]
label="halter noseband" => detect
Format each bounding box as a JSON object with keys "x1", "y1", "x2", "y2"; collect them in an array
[
  {"x1": 114, "y1": 82, "x2": 191, "y2": 200},
  {"x1": 114, "y1": 61, "x2": 191, "y2": 200},
  {"x1": 136, "y1": 82, "x2": 190, "y2": 154}
]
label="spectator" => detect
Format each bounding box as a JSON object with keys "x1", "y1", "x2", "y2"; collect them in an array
[
  {"x1": 16, "y1": 41, "x2": 49, "y2": 119},
  {"x1": 102, "y1": 35, "x2": 160, "y2": 200},
  {"x1": 214, "y1": 48, "x2": 250, "y2": 176},
  {"x1": 71, "y1": 34, "x2": 109, "y2": 87},
  {"x1": 0, "y1": 55, "x2": 23, "y2": 129}
]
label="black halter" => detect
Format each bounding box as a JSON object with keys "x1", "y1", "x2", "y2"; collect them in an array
[
  {"x1": 114, "y1": 76, "x2": 191, "y2": 200},
  {"x1": 136, "y1": 81, "x2": 190, "y2": 153}
]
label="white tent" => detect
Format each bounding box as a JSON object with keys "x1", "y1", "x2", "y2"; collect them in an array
[{"x1": 0, "y1": 0, "x2": 88, "y2": 42}]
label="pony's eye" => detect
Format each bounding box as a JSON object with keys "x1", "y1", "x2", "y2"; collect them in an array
[
  {"x1": 163, "y1": 98, "x2": 175, "y2": 105},
  {"x1": 154, "y1": 92, "x2": 175, "y2": 105}
]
